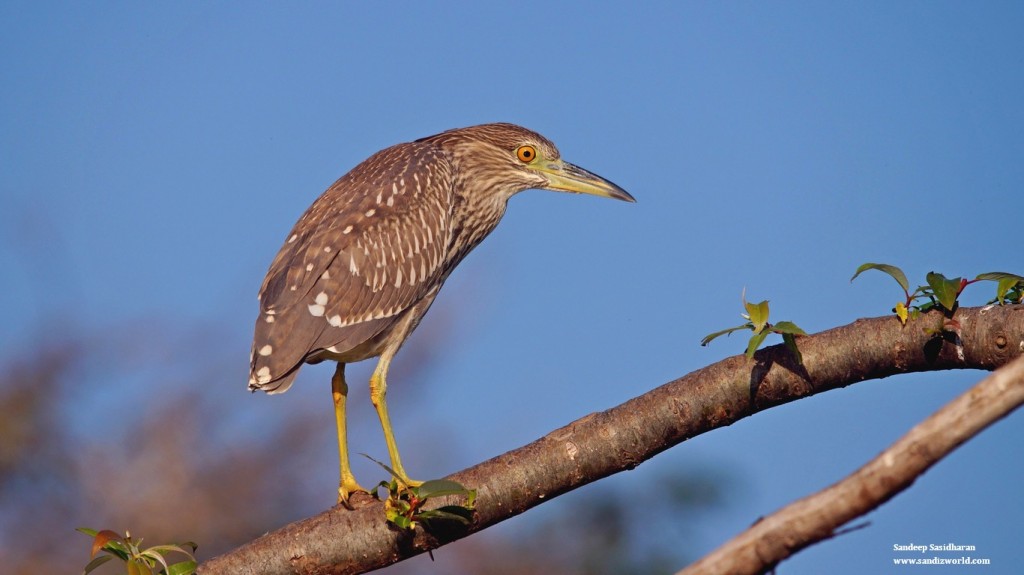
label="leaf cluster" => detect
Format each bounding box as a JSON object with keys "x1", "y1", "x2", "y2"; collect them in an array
[
  {"x1": 364, "y1": 456, "x2": 476, "y2": 531},
  {"x1": 701, "y1": 294, "x2": 807, "y2": 363},
  {"x1": 850, "y1": 263, "x2": 1024, "y2": 324},
  {"x1": 78, "y1": 528, "x2": 197, "y2": 575},
  {"x1": 378, "y1": 478, "x2": 477, "y2": 530}
]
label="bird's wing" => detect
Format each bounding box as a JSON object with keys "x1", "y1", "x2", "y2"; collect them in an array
[{"x1": 249, "y1": 141, "x2": 455, "y2": 392}]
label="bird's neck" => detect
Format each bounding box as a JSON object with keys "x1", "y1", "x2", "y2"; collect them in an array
[{"x1": 445, "y1": 169, "x2": 516, "y2": 269}]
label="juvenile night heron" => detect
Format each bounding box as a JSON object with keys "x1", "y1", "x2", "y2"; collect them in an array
[{"x1": 249, "y1": 123, "x2": 634, "y2": 503}]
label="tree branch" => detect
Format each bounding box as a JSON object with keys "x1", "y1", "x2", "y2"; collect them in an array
[
  {"x1": 198, "y1": 305, "x2": 1024, "y2": 575},
  {"x1": 677, "y1": 352, "x2": 1024, "y2": 575}
]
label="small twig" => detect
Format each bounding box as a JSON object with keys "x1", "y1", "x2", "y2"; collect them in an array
[{"x1": 831, "y1": 520, "x2": 871, "y2": 539}]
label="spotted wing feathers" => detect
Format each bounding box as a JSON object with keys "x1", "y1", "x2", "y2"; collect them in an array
[{"x1": 249, "y1": 141, "x2": 455, "y2": 392}]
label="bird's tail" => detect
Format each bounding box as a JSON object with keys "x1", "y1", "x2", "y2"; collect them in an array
[{"x1": 248, "y1": 347, "x2": 301, "y2": 395}]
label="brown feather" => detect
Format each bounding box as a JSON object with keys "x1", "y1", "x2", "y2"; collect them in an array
[{"x1": 250, "y1": 141, "x2": 455, "y2": 390}]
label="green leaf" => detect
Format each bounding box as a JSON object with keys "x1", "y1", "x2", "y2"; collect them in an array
[
  {"x1": 361, "y1": 453, "x2": 400, "y2": 478},
  {"x1": 745, "y1": 330, "x2": 770, "y2": 359},
  {"x1": 434, "y1": 505, "x2": 477, "y2": 521},
  {"x1": 361, "y1": 454, "x2": 419, "y2": 488},
  {"x1": 165, "y1": 560, "x2": 198, "y2": 575},
  {"x1": 975, "y1": 273, "x2": 1024, "y2": 305},
  {"x1": 771, "y1": 321, "x2": 807, "y2": 336},
  {"x1": 416, "y1": 506, "x2": 475, "y2": 526},
  {"x1": 127, "y1": 560, "x2": 153, "y2": 575},
  {"x1": 974, "y1": 272, "x2": 1024, "y2": 283},
  {"x1": 82, "y1": 555, "x2": 113, "y2": 575},
  {"x1": 389, "y1": 514, "x2": 412, "y2": 530},
  {"x1": 744, "y1": 300, "x2": 770, "y2": 333},
  {"x1": 992, "y1": 277, "x2": 1022, "y2": 304},
  {"x1": 140, "y1": 544, "x2": 172, "y2": 572},
  {"x1": 387, "y1": 496, "x2": 411, "y2": 513},
  {"x1": 104, "y1": 540, "x2": 132, "y2": 561},
  {"x1": 145, "y1": 544, "x2": 196, "y2": 559},
  {"x1": 995, "y1": 278, "x2": 1014, "y2": 303},
  {"x1": 926, "y1": 271, "x2": 961, "y2": 310},
  {"x1": 851, "y1": 263, "x2": 910, "y2": 293},
  {"x1": 414, "y1": 479, "x2": 475, "y2": 500},
  {"x1": 141, "y1": 549, "x2": 171, "y2": 574},
  {"x1": 781, "y1": 333, "x2": 803, "y2": 365},
  {"x1": 700, "y1": 324, "x2": 753, "y2": 346}
]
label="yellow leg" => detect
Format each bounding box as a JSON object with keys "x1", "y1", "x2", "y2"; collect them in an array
[
  {"x1": 369, "y1": 352, "x2": 422, "y2": 488},
  {"x1": 332, "y1": 363, "x2": 368, "y2": 504}
]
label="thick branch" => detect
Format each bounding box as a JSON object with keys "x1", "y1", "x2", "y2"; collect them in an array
[
  {"x1": 677, "y1": 353, "x2": 1024, "y2": 575},
  {"x1": 198, "y1": 305, "x2": 1024, "y2": 575}
]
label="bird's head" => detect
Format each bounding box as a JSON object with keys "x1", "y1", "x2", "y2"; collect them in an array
[{"x1": 426, "y1": 123, "x2": 636, "y2": 203}]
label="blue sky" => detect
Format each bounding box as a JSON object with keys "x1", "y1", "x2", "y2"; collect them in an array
[{"x1": 2, "y1": 2, "x2": 1023, "y2": 573}]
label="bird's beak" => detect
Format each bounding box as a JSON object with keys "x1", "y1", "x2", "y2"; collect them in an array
[{"x1": 537, "y1": 159, "x2": 636, "y2": 203}]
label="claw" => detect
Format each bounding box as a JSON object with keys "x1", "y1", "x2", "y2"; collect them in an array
[{"x1": 337, "y1": 479, "x2": 371, "y2": 507}]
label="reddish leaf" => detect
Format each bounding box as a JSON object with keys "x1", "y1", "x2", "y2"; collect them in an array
[{"x1": 92, "y1": 530, "x2": 122, "y2": 558}]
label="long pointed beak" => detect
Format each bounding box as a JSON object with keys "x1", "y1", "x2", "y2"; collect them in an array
[{"x1": 537, "y1": 160, "x2": 636, "y2": 203}]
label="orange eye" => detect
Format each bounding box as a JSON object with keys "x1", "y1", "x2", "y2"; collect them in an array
[{"x1": 516, "y1": 145, "x2": 537, "y2": 163}]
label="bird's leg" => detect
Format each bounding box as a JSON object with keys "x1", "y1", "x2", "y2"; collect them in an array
[
  {"x1": 369, "y1": 353, "x2": 422, "y2": 489},
  {"x1": 332, "y1": 363, "x2": 368, "y2": 505}
]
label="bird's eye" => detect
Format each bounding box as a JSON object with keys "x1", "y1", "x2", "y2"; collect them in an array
[{"x1": 516, "y1": 145, "x2": 537, "y2": 163}]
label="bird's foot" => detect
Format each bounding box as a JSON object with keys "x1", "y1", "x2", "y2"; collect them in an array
[{"x1": 337, "y1": 479, "x2": 372, "y2": 508}]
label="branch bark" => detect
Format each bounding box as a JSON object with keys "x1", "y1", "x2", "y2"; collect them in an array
[
  {"x1": 198, "y1": 305, "x2": 1024, "y2": 575},
  {"x1": 677, "y1": 352, "x2": 1024, "y2": 575}
]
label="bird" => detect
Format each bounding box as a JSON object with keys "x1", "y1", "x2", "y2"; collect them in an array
[{"x1": 248, "y1": 123, "x2": 634, "y2": 504}]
